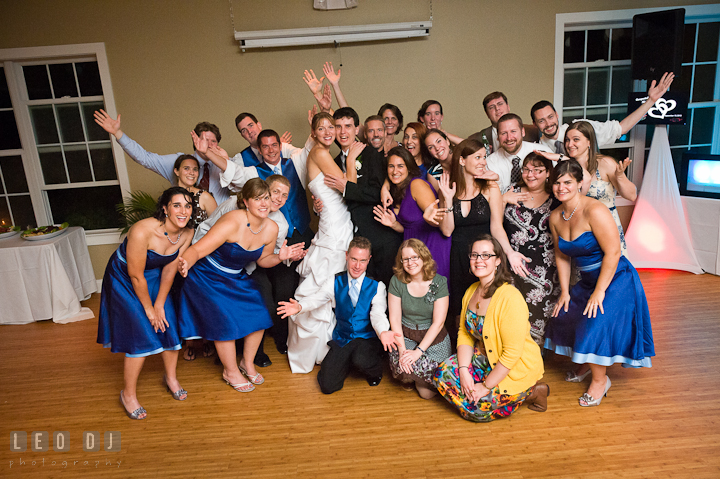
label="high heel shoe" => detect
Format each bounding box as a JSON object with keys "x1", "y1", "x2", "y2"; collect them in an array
[
  {"x1": 120, "y1": 390, "x2": 147, "y2": 420},
  {"x1": 164, "y1": 375, "x2": 188, "y2": 401},
  {"x1": 565, "y1": 368, "x2": 592, "y2": 383},
  {"x1": 525, "y1": 383, "x2": 550, "y2": 412},
  {"x1": 579, "y1": 376, "x2": 611, "y2": 407}
]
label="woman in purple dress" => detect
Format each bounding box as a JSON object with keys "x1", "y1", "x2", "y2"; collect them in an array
[{"x1": 374, "y1": 146, "x2": 450, "y2": 277}]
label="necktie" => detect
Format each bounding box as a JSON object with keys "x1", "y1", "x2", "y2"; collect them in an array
[
  {"x1": 349, "y1": 278, "x2": 359, "y2": 307},
  {"x1": 510, "y1": 156, "x2": 522, "y2": 184},
  {"x1": 272, "y1": 165, "x2": 281, "y2": 175},
  {"x1": 339, "y1": 153, "x2": 347, "y2": 173},
  {"x1": 554, "y1": 140, "x2": 565, "y2": 155},
  {"x1": 198, "y1": 162, "x2": 210, "y2": 191}
]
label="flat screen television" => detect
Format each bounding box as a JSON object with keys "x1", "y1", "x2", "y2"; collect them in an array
[{"x1": 680, "y1": 152, "x2": 720, "y2": 199}]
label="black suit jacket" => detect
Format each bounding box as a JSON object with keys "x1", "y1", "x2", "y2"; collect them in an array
[{"x1": 334, "y1": 145, "x2": 386, "y2": 235}]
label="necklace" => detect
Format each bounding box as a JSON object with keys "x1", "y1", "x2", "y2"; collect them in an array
[
  {"x1": 164, "y1": 228, "x2": 182, "y2": 244},
  {"x1": 562, "y1": 200, "x2": 580, "y2": 221},
  {"x1": 247, "y1": 221, "x2": 265, "y2": 235}
]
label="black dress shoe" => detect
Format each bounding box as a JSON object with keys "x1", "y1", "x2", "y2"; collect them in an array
[
  {"x1": 254, "y1": 351, "x2": 272, "y2": 368},
  {"x1": 275, "y1": 342, "x2": 288, "y2": 355},
  {"x1": 366, "y1": 376, "x2": 382, "y2": 387}
]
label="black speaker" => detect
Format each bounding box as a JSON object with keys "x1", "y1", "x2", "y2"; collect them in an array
[{"x1": 631, "y1": 8, "x2": 685, "y2": 82}]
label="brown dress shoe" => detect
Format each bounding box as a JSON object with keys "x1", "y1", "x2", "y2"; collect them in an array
[{"x1": 525, "y1": 382, "x2": 550, "y2": 412}]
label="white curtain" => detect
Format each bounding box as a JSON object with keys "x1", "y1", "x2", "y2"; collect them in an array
[{"x1": 625, "y1": 126, "x2": 704, "y2": 273}]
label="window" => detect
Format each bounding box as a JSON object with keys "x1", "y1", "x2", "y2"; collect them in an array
[
  {"x1": 0, "y1": 43, "x2": 130, "y2": 243},
  {"x1": 555, "y1": 5, "x2": 720, "y2": 203}
]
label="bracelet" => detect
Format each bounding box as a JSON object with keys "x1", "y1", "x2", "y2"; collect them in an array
[
  {"x1": 558, "y1": 154, "x2": 565, "y2": 161},
  {"x1": 482, "y1": 380, "x2": 494, "y2": 390},
  {"x1": 458, "y1": 365, "x2": 469, "y2": 370},
  {"x1": 416, "y1": 345, "x2": 425, "y2": 354},
  {"x1": 445, "y1": 206, "x2": 454, "y2": 212}
]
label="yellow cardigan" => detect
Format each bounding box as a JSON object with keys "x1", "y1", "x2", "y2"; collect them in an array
[{"x1": 457, "y1": 282, "x2": 544, "y2": 395}]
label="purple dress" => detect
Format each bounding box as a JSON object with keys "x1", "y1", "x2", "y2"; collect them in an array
[{"x1": 396, "y1": 178, "x2": 451, "y2": 278}]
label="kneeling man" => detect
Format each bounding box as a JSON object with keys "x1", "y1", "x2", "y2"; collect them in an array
[{"x1": 278, "y1": 237, "x2": 397, "y2": 393}]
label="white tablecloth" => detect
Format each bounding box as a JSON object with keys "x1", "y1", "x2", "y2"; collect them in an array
[
  {"x1": 682, "y1": 196, "x2": 720, "y2": 275},
  {"x1": 0, "y1": 226, "x2": 97, "y2": 324}
]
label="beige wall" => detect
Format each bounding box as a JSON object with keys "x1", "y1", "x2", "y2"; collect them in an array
[{"x1": 1, "y1": 0, "x2": 714, "y2": 275}]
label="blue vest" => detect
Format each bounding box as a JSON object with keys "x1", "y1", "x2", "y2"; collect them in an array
[
  {"x1": 332, "y1": 273, "x2": 378, "y2": 348},
  {"x1": 240, "y1": 146, "x2": 261, "y2": 167},
  {"x1": 255, "y1": 158, "x2": 310, "y2": 236}
]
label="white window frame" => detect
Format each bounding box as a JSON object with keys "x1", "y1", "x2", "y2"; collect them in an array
[
  {"x1": 0, "y1": 43, "x2": 129, "y2": 245},
  {"x1": 555, "y1": 4, "x2": 720, "y2": 206}
]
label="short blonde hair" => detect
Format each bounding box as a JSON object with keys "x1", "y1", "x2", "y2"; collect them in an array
[{"x1": 392, "y1": 238, "x2": 437, "y2": 283}]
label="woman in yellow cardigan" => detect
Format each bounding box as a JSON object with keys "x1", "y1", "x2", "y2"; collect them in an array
[{"x1": 433, "y1": 234, "x2": 549, "y2": 422}]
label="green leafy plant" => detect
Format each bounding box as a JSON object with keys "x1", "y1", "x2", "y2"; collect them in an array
[{"x1": 116, "y1": 191, "x2": 157, "y2": 234}]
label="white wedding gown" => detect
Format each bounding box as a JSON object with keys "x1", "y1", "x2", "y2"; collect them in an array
[{"x1": 287, "y1": 173, "x2": 354, "y2": 373}]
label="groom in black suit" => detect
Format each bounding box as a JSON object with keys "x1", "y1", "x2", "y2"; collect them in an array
[{"x1": 323, "y1": 108, "x2": 402, "y2": 286}]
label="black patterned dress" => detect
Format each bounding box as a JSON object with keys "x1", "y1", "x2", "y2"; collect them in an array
[
  {"x1": 191, "y1": 189, "x2": 211, "y2": 229},
  {"x1": 503, "y1": 185, "x2": 560, "y2": 345},
  {"x1": 448, "y1": 193, "x2": 491, "y2": 318}
]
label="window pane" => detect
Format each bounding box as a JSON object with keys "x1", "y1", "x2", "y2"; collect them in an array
[
  {"x1": 610, "y1": 106, "x2": 629, "y2": 142},
  {"x1": 0, "y1": 156, "x2": 29, "y2": 194},
  {"x1": 55, "y1": 104, "x2": 85, "y2": 143},
  {"x1": 76, "y1": 62, "x2": 103, "y2": 97},
  {"x1": 587, "y1": 29, "x2": 609, "y2": 62},
  {"x1": 646, "y1": 124, "x2": 659, "y2": 146},
  {"x1": 0, "y1": 67, "x2": 11, "y2": 109},
  {"x1": 670, "y1": 147, "x2": 686, "y2": 181},
  {"x1": 610, "y1": 66, "x2": 632, "y2": 104},
  {"x1": 0, "y1": 111, "x2": 22, "y2": 150},
  {"x1": 29, "y1": 105, "x2": 59, "y2": 145},
  {"x1": 599, "y1": 147, "x2": 631, "y2": 163},
  {"x1": 23, "y1": 65, "x2": 52, "y2": 100},
  {"x1": 48, "y1": 63, "x2": 78, "y2": 98},
  {"x1": 564, "y1": 69, "x2": 585, "y2": 107},
  {"x1": 81, "y1": 101, "x2": 107, "y2": 141},
  {"x1": 89, "y1": 144, "x2": 117, "y2": 180},
  {"x1": 668, "y1": 122, "x2": 690, "y2": 146},
  {"x1": 9, "y1": 195, "x2": 36, "y2": 229},
  {"x1": 562, "y1": 108, "x2": 584, "y2": 125},
  {"x1": 64, "y1": 145, "x2": 93, "y2": 182},
  {"x1": 682, "y1": 23, "x2": 696, "y2": 64},
  {"x1": 585, "y1": 107, "x2": 608, "y2": 122},
  {"x1": 691, "y1": 107, "x2": 715, "y2": 145},
  {"x1": 610, "y1": 28, "x2": 632, "y2": 60},
  {"x1": 587, "y1": 67, "x2": 610, "y2": 105},
  {"x1": 38, "y1": 145, "x2": 67, "y2": 184},
  {"x1": 46, "y1": 185, "x2": 123, "y2": 229},
  {"x1": 564, "y1": 31, "x2": 585, "y2": 63},
  {"x1": 692, "y1": 64, "x2": 716, "y2": 102},
  {"x1": 696, "y1": 22, "x2": 720, "y2": 62},
  {"x1": 673, "y1": 65, "x2": 693, "y2": 100},
  {"x1": 0, "y1": 198, "x2": 9, "y2": 225}
]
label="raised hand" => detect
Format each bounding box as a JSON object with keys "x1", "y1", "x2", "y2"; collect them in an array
[
  {"x1": 277, "y1": 298, "x2": 302, "y2": 319},
  {"x1": 474, "y1": 167, "x2": 499, "y2": 181},
  {"x1": 323, "y1": 61, "x2": 341, "y2": 85},
  {"x1": 373, "y1": 205, "x2": 397, "y2": 228},
  {"x1": 191, "y1": 130, "x2": 208, "y2": 154},
  {"x1": 438, "y1": 171, "x2": 456, "y2": 203},
  {"x1": 615, "y1": 157, "x2": 632, "y2": 178},
  {"x1": 280, "y1": 131, "x2": 292, "y2": 144},
  {"x1": 303, "y1": 69, "x2": 325, "y2": 98},
  {"x1": 93, "y1": 109, "x2": 122, "y2": 138},
  {"x1": 209, "y1": 145, "x2": 229, "y2": 161},
  {"x1": 648, "y1": 72, "x2": 675, "y2": 102},
  {"x1": 423, "y1": 199, "x2": 445, "y2": 226},
  {"x1": 308, "y1": 105, "x2": 318, "y2": 126},
  {"x1": 318, "y1": 83, "x2": 333, "y2": 112}
]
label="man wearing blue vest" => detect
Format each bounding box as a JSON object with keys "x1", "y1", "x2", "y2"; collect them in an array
[
  {"x1": 278, "y1": 237, "x2": 399, "y2": 394},
  {"x1": 232, "y1": 112, "x2": 300, "y2": 168}
]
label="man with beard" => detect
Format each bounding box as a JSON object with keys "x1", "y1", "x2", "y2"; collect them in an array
[
  {"x1": 468, "y1": 92, "x2": 539, "y2": 155},
  {"x1": 485, "y1": 113, "x2": 550, "y2": 192}
]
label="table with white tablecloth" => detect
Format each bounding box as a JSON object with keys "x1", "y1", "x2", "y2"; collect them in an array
[{"x1": 0, "y1": 226, "x2": 97, "y2": 324}]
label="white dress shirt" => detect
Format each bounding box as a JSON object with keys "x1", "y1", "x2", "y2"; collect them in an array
[
  {"x1": 486, "y1": 141, "x2": 551, "y2": 193},
  {"x1": 540, "y1": 119, "x2": 623, "y2": 153}
]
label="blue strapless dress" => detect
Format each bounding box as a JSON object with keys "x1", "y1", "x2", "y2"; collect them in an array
[
  {"x1": 178, "y1": 242, "x2": 272, "y2": 341},
  {"x1": 544, "y1": 231, "x2": 655, "y2": 367},
  {"x1": 97, "y1": 239, "x2": 181, "y2": 357}
]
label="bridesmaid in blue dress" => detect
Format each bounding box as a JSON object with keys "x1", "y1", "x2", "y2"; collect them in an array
[
  {"x1": 545, "y1": 160, "x2": 654, "y2": 407},
  {"x1": 97, "y1": 186, "x2": 194, "y2": 420},
  {"x1": 177, "y1": 179, "x2": 304, "y2": 393}
]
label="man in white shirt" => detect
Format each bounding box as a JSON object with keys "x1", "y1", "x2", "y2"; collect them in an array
[
  {"x1": 531, "y1": 72, "x2": 675, "y2": 153},
  {"x1": 468, "y1": 92, "x2": 539, "y2": 155},
  {"x1": 277, "y1": 237, "x2": 398, "y2": 394},
  {"x1": 485, "y1": 113, "x2": 551, "y2": 192}
]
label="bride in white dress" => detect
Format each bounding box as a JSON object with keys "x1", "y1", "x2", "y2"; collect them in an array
[{"x1": 287, "y1": 112, "x2": 356, "y2": 373}]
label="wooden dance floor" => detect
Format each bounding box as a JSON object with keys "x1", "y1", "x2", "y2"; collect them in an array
[{"x1": 1, "y1": 269, "x2": 719, "y2": 478}]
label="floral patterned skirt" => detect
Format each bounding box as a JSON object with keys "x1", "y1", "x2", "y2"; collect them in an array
[
  {"x1": 433, "y1": 346, "x2": 533, "y2": 422},
  {"x1": 389, "y1": 323, "x2": 451, "y2": 385}
]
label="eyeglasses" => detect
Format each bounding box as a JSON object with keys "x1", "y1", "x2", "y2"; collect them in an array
[
  {"x1": 401, "y1": 255, "x2": 420, "y2": 264},
  {"x1": 522, "y1": 167, "x2": 546, "y2": 175},
  {"x1": 468, "y1": 253, "x2": 497, "y2": 261}
]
